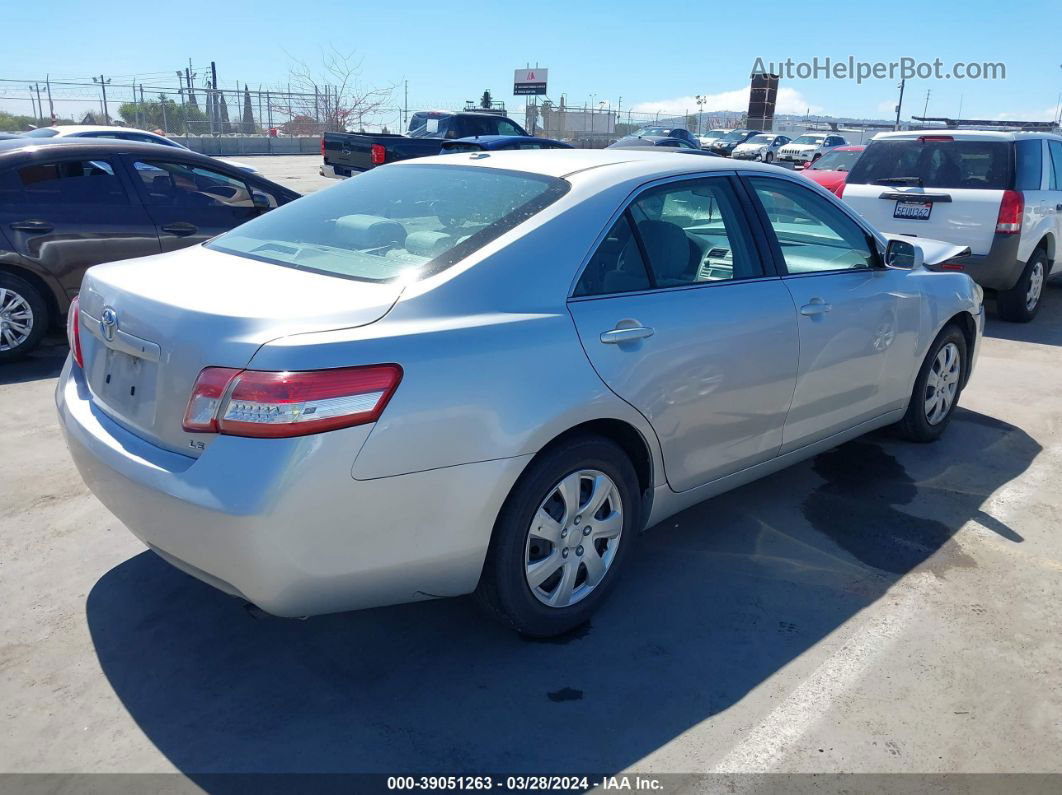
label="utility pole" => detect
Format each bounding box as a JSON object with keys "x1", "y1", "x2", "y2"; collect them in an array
[
  {"x1": 894, "y1": 78, "x2": 905, "y2": 131},
  {"x1": 922, "y1": 89, "x2": 931, "y2": 119},
  {"x1": 211, "y1": 61, "x2": 219, "y2": 135},
  {"x1": 45, "y1": 76, "x2": 55, "y2": 124},
  {"x1": 93, "y1": 75, "x2": 111, "y2": 123},
  {"x1": 403, "y1": 79, "x2": 408, "y2": 127},
  {"x1": 176, "y1": 70, "x2": 186, "y2": 107},
  {"x1": 34, "y1": 83, "x2": 44, "y2": 126},
  {"x1": 140, "y1": 84, "x2": 147, "y2": 128},
  {"x1": 28, "y1": 86, "x2": 38, "y2": 126}
]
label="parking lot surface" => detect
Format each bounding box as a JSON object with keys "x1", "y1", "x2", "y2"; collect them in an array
[{"x1": 1, "y1": 155, "x2": 1061, "y2": 781}]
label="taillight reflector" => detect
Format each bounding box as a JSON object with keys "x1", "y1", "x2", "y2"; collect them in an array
[
  {"x1": 66, "y1": 295, "x2": 83, "y2": 368},
  {"x1": 182, "y1": 365, "x2": 402, "y2": 438},
  {"x1": 940, "y1": 263, "x2": 965, "y2": 271},
  {"x1": 370, "y1": 144, "x2": 386, "y2": 165},
  {"x1": 995, "y1": 190, "x2": 1024, "y2": 234}
]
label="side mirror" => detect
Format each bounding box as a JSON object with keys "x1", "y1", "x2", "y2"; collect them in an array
[
  {"x1": 884, "y1": 238, "x2": 923, "y2": 269},
  {"x1": 251, "y1": 192, "x2": 273, "y2": 212}
]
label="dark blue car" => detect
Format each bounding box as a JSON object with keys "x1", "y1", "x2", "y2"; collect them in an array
[{"x1": 439, "y1": 135, "x2": 572, "y2": 154}]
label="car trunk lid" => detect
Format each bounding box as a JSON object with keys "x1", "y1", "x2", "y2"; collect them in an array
[{"x1": 77, "y1": 245, "x2": 403, "y2": 456}]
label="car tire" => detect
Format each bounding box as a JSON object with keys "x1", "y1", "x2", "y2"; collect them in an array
[
  {"x1": 0, "y1": 273, "x2": 48, "y2": 362},
  {"x1": 894, "y1": 324, "x2": 967, "y2": 443},
  {"x1": 764, "y1": 151, "x2": 774, "y2": 163},
  {"x1": 476, "y1": 435, "x2": 641, "y2": 638},
  {"x1": 996, "y1": 249, "x2": 1047, "y2": 323}
]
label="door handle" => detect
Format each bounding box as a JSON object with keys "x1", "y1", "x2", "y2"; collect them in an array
[
  {"x1": 161, "y1": 222, "x2": 198, "y2": 236},
  {"x1": 9, "y1": 220, "x2": 54, "y2": 233},
  {"x1": 600, "y1": 326, "x2": 655, "y2": 344},
  {"x1": 800, "y1": 299, "x2": 832, "y2": 317}
]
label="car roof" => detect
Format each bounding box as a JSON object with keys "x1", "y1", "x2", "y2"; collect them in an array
[
  {"x1": 871, "y1": 129, "x2": 1062, "y2": 142},
  {"x1": 34, "y1": 124, "x2": 158, "y2": 135},
  {"x1": 403, "y1": 147, "x2": 777, "y2": 180},
  {"x1": 0, "y1": 138, "x2": 194, "y2": 159}
]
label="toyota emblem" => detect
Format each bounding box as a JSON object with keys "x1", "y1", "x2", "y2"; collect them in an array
[{"x1": 99, "y1": 307, "x2": 118, "y2": 342}]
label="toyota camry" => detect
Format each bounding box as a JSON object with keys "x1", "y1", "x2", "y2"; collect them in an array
[{"x1": 58, "y1": 150, "x2": 983, "y2": 637}]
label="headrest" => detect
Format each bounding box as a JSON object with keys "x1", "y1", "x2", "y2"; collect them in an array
[
  {"x1": 334, "y1": 214, "x2": 407, "y2": 250},
  {"x1": 405, "y1": 230, "x2": 453, "y2": 258}
]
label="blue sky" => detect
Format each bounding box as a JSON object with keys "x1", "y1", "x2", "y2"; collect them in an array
[{"x1": 5, "y1": 0, "x2": 1061, "y2": 124}]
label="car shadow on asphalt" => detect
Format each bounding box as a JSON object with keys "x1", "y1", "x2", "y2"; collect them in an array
[
  {"x1": 983, "y1": 281, "x2": 1062, "y2": 347},
  {"x1": 0, "y1": 338, "x2": 67, "y2": 386},
  {"x1": 85, "y1": 408, "x2": 1038, "y2": 778}
]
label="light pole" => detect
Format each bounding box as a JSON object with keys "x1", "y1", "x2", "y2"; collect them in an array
[
  {"x1": 93, "y1": 75, "x2": 111, "y2": 123},
  {"x1": 695, "y1": 95, "x2": 706, "y2": 135}
]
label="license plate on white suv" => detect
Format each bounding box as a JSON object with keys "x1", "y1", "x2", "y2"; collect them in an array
[{"x1": 894, "y1": 200, "x2": 932, "y2": 220}]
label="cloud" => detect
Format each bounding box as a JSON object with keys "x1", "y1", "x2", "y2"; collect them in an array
[
  {"x1": 877, "y1": 99, "x2": 898, "y2": 113},
  {"x1": 629, "y1": 87, "x2": 822, "y2": 116},
  {"x1": 991, "y1": 105, "x2": 1060, "y2": 122}
]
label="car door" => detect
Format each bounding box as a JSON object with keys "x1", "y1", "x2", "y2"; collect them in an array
[
  {"x1": 744, "y1": 175, "x2": 921, "y2": 451},
  {"x1": 123, "y1": 155, "x2": 260, "y2": 250},
  {"x1": 567, "y1": 175, "x2": 799, "y2": 492},
  {"x1": 0, "y1": 153, "x2": 160, "y2": 303}
]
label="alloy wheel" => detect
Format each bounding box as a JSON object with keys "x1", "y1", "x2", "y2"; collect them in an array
[
  {"x1": 524, "y1": 469, "x2": 623, "y2": 608},
  {"x1": 1026, "y1": 260, "x2": 1045, "y2": 312},
  {"x1": 924, "y1": 342, "x2": 961, "y2": 425},
  {"x1": 0, "y1": 288, "x2": 34, "y2": 352}
]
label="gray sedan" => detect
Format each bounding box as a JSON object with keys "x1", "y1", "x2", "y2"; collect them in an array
[{"x1": 58, "y1": 150, "x2": 983, "y2": 637}]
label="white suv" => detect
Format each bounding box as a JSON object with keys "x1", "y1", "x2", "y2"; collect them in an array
[
  {"x1": 842, "y1": 130, "x2": 1061, "y2": 322},
  {"x1": 778, "y1": 133, "x2": 847, "y2": 164}
]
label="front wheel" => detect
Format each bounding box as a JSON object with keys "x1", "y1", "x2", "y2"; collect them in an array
[
  {"x1": 476, "y1": 436, "x2": 641, "y2": 637},
  {"x1": 894, "y1": 325, "x2": 967, "y2": 442},
  {"x1": 997, "y1": 250, "x2": 1047, "y2": 323},
  {"x1": 764, "y1": 151, "x2": 774, "y2": 163},
  {"x1": 0, "y1": 273, "x2": 48, "y2": 362}
]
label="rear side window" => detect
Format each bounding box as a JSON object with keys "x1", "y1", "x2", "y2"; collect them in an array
[
  {"x1": 13, "y1": 159, "x2": 127, "y2": 204},
  {"x1": 1014, "y1": 140, "x2": 1043, "y2": 190},
  {"x1": 1047, "y1": 141, "x2": 1062, "y2": 191},
  {"x1": 574, "y1": 214, "x2": 651, "y2": 296},
  {"x1": 208, "y1": 164, "x2": 569, "y2": 283},
  {"x1": 848, "y1": 139, "x2": 1012, "y2": 189}
]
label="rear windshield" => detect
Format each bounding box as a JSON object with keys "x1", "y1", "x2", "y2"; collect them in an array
[
  {"x1": 207, "y1": 164, "x2": 569, "y2": 282},
  {"x1": 847, "y1": 139, "x2": 1012, "y2": 189},
  {"x1": 808, "y1": 149, "x2": 863, "y2": 172}
]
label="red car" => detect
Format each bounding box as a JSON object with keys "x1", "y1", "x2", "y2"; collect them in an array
[{"x1": 799, "y1": 145, "x2": 865, "y2": 196}]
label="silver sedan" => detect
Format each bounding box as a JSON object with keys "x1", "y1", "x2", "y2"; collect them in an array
[{"x1": 57, "y1": 150, "x2": 984, "y2": 637}]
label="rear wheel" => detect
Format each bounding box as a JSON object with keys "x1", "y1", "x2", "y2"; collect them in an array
[
  {"x1": 476, "y1": 436, "x2": 640, "y2": 637},
  {"x1": 0, "y1": 273, "x2": 48, "y2": 362},
  {"x1": 997, "y1": 249, "x2": 1047, "y2": 323},
  {"x1": 764, "y1": 151, "x2": 774, "y2": 163},
  {"x1": 895, "y1": 324, "x2": 967, "y2": 442}
]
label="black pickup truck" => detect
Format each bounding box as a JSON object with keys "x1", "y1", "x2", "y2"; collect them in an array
[{"x1": 321, "y1": 111, "x2": 530, "y2": 178}]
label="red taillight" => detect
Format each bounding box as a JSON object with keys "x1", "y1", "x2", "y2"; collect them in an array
[
  {"x1": 370, "y1": 144, "x2": 386, "y2": 165},
  {"x1": 940, "y1": 263, "x2": 966, "y2": 271},
  {"x1": 918, "y1": 135, "x2": 954, "y2": 142},
  {"x1": 182, "y1": 365, "x2": 402, "y2": 438},
  {"x1": 837, "y1": 182, "x2": 846, "y2": 199},
  {"x1": 66, "y1": 296, "x2": 83, "y2": 368},
  {"x1": 995, "y1": 190, "x2": 1024, "y2": 234}
]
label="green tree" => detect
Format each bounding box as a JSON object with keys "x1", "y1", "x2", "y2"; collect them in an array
[
  {"x1": 118, "y1": 96, "x2": 207, "y2": 135},
  {"x1": 242, "y1": 85, "x2": 256, "y2": 133}
]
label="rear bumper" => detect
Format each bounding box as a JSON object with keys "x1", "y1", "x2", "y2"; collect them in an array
[
  {"x1": 319, "y1": 163, "x2": 350, "y2": 180},
  {"x1": 942, "y1": 233, "x2": 1024, "y2": 292},
  {"x1": 57, "y1": 359, "x2": 531, "y2": 617}
]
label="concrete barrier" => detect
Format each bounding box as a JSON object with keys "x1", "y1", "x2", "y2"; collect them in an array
[{"x1": 171, "y1": 136, "x2": 320, "y2": 156}]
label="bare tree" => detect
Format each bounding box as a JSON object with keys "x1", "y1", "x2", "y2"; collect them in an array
[{"x1": 275, "y1": 47, "x2": 393, "y2": 133}]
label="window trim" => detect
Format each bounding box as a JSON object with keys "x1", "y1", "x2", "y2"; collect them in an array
[
  {"x1": 567, "y1": 172, "x2": 781, "y2": 301},
  {"x1": 737, "y1": 171, "x2": 887, "y2": 279}
]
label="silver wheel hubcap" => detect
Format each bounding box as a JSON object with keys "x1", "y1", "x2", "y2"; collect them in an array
[
  {"x1": 0, "y1": 288, "x2": 34, "y2": 352},
  {"x1": 924, "y1": 342, "x2": 961, "y2": 426},
  {"x1": 1026, "y1": 261, "x2": 1044, "y2": 311},
  {"x1": 524, "y1": 469, "x2": 623, "y2": 608}
]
